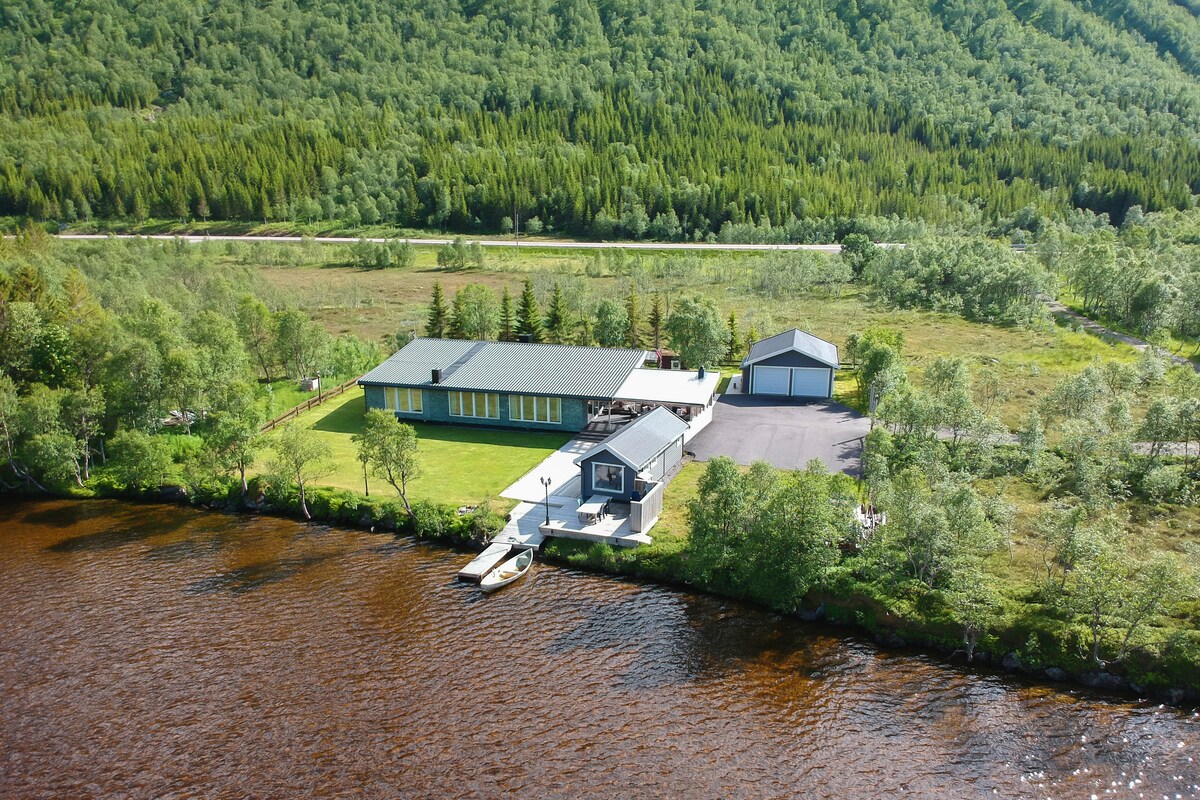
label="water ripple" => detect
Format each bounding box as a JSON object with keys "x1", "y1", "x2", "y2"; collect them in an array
[{"x1": 1, "y1": 498, "x2": 1197, "y2": 800}]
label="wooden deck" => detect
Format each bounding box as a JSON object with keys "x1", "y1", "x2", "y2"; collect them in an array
[{"x1": 457, "y1": 542, "x2": 513, "y2": 582}]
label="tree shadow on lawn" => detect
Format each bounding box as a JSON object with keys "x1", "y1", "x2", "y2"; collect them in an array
[
  {"x1": 310, "y1": 400, "x2": 571, "y2": 451},
  {"x1": 311, "y1": 398, "x2": 367, "y2": 434}
]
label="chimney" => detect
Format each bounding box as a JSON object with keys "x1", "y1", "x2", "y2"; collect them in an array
[
  {"x1": 698, "y1": 365, "x2": 706, "y2": 379},
  {"x1": 517, "y1": 333, "x2": 532, "y2": 344},
  {"x1": 431, "y1": 368, "x2": 442, "y2": 384}
]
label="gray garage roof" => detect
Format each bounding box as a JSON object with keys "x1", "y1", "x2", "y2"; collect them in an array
[
  {"x1": 574, "y1": 407, "x2": 689, "y2": 471},
  {"x1": 358, "y1": 338, "x2": 649, "y2": 398},
  {"x1": 741, "y1": 329, "x2": 839, "y2": 369}
]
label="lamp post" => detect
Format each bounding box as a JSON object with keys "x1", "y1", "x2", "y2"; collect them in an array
[{"x1": 540, "y1": 476, "x2": 552, "y2": 525}]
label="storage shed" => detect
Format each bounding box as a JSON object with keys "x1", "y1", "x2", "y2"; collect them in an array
[
  {"x1": 740, "y1": 329, "x2": 839, "y2": 399},
  {"x1": 574, "y1": 407, "x2": 689, "y2": 502}
]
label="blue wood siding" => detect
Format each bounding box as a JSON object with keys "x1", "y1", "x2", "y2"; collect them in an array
[
  {"x1": 578, "y1": 437, "x2": 684, "y2": 501},
  {"x1": 754, "y1": 351, "x2": 834, "y2": 370},
  {"x1": 579, "y1": 455, "x2": 637, "y2": 501},
  {"x1": 362, "y1": 384, "x2": 589, "y2": 431},
  {"x1": 743, "y1": 350, "x2": 834, "y2": 397}
]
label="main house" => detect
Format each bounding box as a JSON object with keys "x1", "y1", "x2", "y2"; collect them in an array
[
  {"x1": 740, "y1": 328, "x2": 840, "y2": 399},
  {"x1": 358, "y1": 338, "x2": 720, "y2": 432}
]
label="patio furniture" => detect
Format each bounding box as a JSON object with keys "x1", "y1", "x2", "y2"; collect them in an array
[{"x1": 577, "y1": 495, "x2": 609, "y2": 526}]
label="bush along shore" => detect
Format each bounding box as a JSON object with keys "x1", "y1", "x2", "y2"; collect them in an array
[
  {"x1": 542, "y1": 535, "x2": 1200, "y2": 707},
  {"x1": 22, "y1": 455, "x2": 1191, "y2": 708}
]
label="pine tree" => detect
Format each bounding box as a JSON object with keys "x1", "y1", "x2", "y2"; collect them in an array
[
  {"x1": 624, "y1": 282, "x2": 643, "y2": 348},
  {"x1": 425, "y1": 281, "x2": 449, "y2": 338},
  {"x1": 727, "y1": 311, "x2": 740, "y2": 363},
  {"x1": 448, "y1": 288, "x2": 468, "y2": 339},
  {"x1": 499, "y1": 286, "x2": 515, "y2": 341},
  {"x1": 131, "y1": 189, "x2": 149, "y2": 222},
  {"x1": 515, "y1": 279, "x2": 543, "y2": 342},
  {"x1": 544, "y1": 283, "x2": 571, "y2": 344},
  {"x1": 648, "y1": 292, "x2": 664, "y2": 351}
]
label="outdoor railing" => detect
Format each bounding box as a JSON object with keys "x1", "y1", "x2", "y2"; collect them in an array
[
  {"x1": 630, "y1": 480, "x2": 664, "y2": 533},
  {"x1": 260, "y1": 376, "x2": 362, "y2": 433}
]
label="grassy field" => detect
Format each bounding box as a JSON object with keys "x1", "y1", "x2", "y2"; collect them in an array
[
  {"x1": 257, "y1": 389, "x2": 570, "y2": 508},
  {"x1": 1058, "y1": 290, "x2": 1200, "y2": 368},
  {"x1": 263, "y1": 379, "x2": 318, "y2": 418},
  {"x1": 239, "y1": 242, "x2": 1140, "y2": 427}
]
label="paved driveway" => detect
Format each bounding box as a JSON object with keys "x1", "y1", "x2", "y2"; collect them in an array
[{"x1": 687, "y1": 395, "x2": 870, "y2": 476}]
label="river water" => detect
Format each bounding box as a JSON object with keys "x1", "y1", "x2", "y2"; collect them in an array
[{"x1": 1, "y1": 499, "x2": 1197, "y2": 799}]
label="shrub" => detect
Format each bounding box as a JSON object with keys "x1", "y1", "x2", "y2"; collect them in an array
[
  {"x1": 108, "y1": 429, "x2": 173, "y2": 491},
  {"x1": 411, "y1": 500, "x2": 459, "y2": 540},
  {"x1": 1142, "y1": 465, "x2": 1184, "y2": 504}
]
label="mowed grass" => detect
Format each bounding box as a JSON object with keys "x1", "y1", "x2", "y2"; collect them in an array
[
  {"x1": 652, "y1": 460, "x2": 703, "y2": 549},
  {"x1": 257, "y1": 389, "x2": 571, "y2": 507}
]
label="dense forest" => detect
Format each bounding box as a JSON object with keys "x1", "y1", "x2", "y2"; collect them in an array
[
  {"x1": 3, "y1": 0, "x2": 1200, "y2": 237},
  {"x1": 0, "y1": 230, "x2": 380, "y2": 492}
]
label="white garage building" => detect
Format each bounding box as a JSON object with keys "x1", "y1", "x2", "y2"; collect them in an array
[{"x1": 740, "y1": 329, "x2": 839, "y2": 399}]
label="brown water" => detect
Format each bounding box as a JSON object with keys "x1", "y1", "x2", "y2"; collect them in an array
[{"x1": 1, "y1": 499, "x2": 1198, "y2": 800}]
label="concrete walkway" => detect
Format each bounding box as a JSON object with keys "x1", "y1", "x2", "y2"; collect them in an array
[{"x1": 501, "y1": 438, "x2": 595, "y2": 504}]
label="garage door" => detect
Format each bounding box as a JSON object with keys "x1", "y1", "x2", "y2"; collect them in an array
[
  {"x1": 753, "y1": 366, "x2": 791, "y2": 395},
  {"x1": 789, "y1": 367, "x2": 830, "y2": 397}
]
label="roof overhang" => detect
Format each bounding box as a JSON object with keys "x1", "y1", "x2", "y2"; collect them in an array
[
  {"x1": 613, "y1": 368, "x2": 720, "y2": 406},
  {"x1": 741, "y1": 347, "x2": 839, "y2": 370},
  {"x1": 574, "y1": 446, "x2": 641, "y2": 472}
]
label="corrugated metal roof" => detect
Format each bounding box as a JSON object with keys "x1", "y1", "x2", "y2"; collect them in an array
[
  {"x1": 358, "y1": 338, "x2": 479, "y2": 386},
  {"x1": 741, "y1": 329, "x2": 839, "y2": 369},
  {"x1": 359, "y1": 338, "x2": 648, "y2": 398},
  {"x1": 574, "y1": 407, "x2": 689, "y2": 471}
]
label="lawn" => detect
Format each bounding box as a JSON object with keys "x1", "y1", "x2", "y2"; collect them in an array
[{"x1": 257, "y1": 389, "x2": 571, "y2": 507}]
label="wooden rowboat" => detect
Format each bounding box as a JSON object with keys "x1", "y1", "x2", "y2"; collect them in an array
[{"x1": 480, "y1": 548, "x2": 534, "y2": 593}]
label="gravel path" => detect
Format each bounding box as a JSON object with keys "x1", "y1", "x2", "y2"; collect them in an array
[{"x1": 1047, "y1": 300, "x2": 1198, "y2": 373}]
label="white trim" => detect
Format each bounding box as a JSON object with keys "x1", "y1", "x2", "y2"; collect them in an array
[
  {"x1": 743, "y1": 345, "x2": 839, "y2": 369},
  {"x1": 509, "y1": 394, "x2": 562, "y2": 424},
  {"x1": 741, "y1": 331, "x2": 840, "y2": 369},
  {"x1": 384, "y1": 387, "x2": 423, "y2": 413},
  {"x1": 591, "y1": 462, "x2": 625, "y2": 495},
  {"x1": 448, "y1": 390, "x2": 500, "y2": 419},
  {"x1": 575, "y1": 444, "x2": 641, "y2": 472},
  {"x1": 752, "y1": 366, "x2": 792, "y2": 395},
  {"x1": 788, "y1": 367, "x2": 830, "y2": 397}
]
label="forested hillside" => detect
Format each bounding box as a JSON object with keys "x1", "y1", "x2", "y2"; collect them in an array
[{"x1": 3, "y1": 0, "x2": 1200, "y2": 237}]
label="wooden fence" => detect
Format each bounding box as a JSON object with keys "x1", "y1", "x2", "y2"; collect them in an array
[{"x1": 260, "y1": 376, "x2": 362, "y2": 433}]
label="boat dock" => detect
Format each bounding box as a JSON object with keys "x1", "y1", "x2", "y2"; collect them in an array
[{"x1": 457, "y1": 542, "x2": 513, "y2": 582}]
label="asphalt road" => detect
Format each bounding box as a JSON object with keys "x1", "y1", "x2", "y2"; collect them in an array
[
  {"x1": 688, "y1": 394, "x2": 871, "y2": 476},
  {"x1": 56, "y1": 233, "x2": 878, "y2": 252}
]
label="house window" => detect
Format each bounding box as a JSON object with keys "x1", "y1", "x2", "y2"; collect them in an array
[
  {"x1": 383, "y1": 388, "x2": 423, "y2": 413},
  {"x1": 448, "y1": 391, "x2": 499, "y2": 419},
  {"x1": 510, "y1": 395, "x2": 561, "y2": 424},
  {"x1": 591, "y1": 463, "x2": 624, "y2": 494}
]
